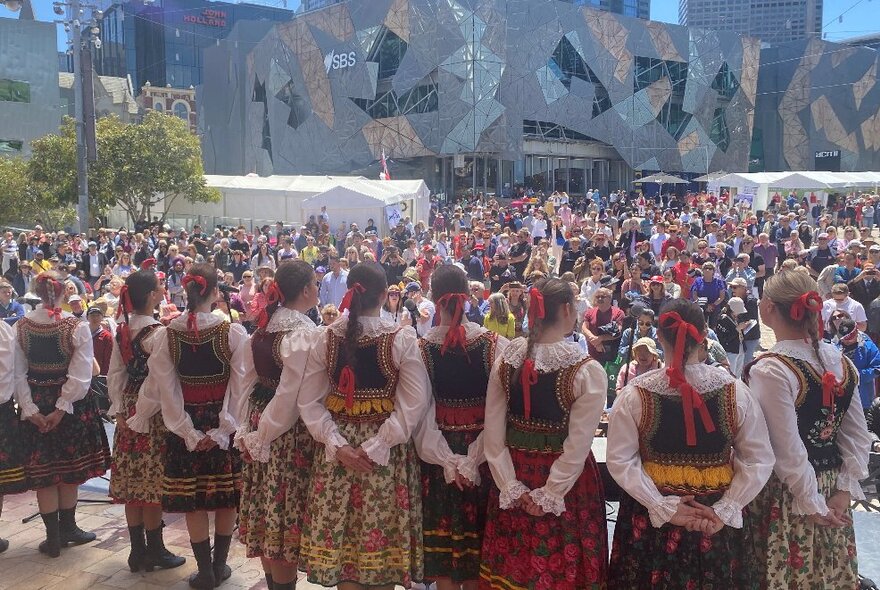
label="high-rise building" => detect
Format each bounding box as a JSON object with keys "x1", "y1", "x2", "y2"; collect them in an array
[
  {"x1": 95, "y1": 0, "x2": 293, "y2": 91},
  {"x1": 679, "y1": 0, "x2": 822, "y2": 44}
]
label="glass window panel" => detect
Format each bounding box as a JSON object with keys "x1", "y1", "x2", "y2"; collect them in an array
[{"x1": 0, "y1": 139, "x2": 23, "y2": 153}]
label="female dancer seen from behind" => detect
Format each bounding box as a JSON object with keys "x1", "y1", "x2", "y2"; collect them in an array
[
  {"x1": 236, "y1": 260, "x2": 322, "y2": 590},
  {"x1": 480, "y1": 278, "x2": 609, "y2": 589},
  {"x1": 130, "y1": 263, "x2": 249, "y2": 589},
  {"x1": 110, "y1": 270, "x2": 186, "y2": 573},
  {"x1": 14, "y1": 272, "x2": 111, "y2": 557},
  {"x1": 0, "y1": 319, "x2": 25, "y2": 554},
  {"x1": 606, "y1": 298, "x2": 774, "y2": 589},
  {"x1": 414, "y1": 265, "x2": 509, "y2": 590},
  {"x1": 297, "y1": 262, "x2": 430, "y2": 590},
  {"x1": 745, "y1": 268, "x2": 871, "y2": 589}
]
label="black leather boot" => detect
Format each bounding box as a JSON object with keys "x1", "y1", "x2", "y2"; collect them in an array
[
  {"x1": 59, "y1": 506, "x2": 96, "y2": 546},
  {"x1": 0, "y1": 538, "x2": 8, "y2": 553},
  {"x1": 212, "y1": 534, "x2": 233, "y2": 587},
  {"x1": 273, "y1": 582, "x2": 294, "y2": 590},
  {"x1": 264, "y1": 573, "x2": 274, "y2": 590},
  {"x1": 127, "y1": 524, "x2": 146, "y2": 572},
  {"x1": 144, "y1": 526, "x2": 186, "y2": 571},
  {"x1": 188, "y1": 539, "x2": 215, "y2": 589},
  {"x1": 37, "y1": 511, "x2": 60, "y2": 558}
]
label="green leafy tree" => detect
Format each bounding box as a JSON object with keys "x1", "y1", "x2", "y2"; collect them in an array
[
  {"x1": 97, "y1": 111, "x2": 219, "y2": 226},
  {"x1": 0, "y1": 156, "x2": 76, "y2": 231}
]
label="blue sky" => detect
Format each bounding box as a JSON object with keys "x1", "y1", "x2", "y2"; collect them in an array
[{"x1": 0, "y1": 0, "x2": 877, "y2": 51}]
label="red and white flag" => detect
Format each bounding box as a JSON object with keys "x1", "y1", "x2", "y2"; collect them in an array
[{"x1": 380, "y1": 149, "x2": 391, "y2": 181}]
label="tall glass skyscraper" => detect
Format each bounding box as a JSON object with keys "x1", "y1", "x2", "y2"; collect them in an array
[
  {"x1": 679, "y1": 0, "x2": 822, "y2": 44},
  {"x1": 95, "y1": 0, "x2": 293, "y2": 91}
]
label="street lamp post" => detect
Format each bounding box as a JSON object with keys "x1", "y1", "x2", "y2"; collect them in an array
[{"x1": 53, "y1": 0, "x2": 101, "y2": 235}]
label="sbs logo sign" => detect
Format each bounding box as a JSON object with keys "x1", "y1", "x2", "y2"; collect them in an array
[{"x1": 324, "y1": 50, "x2": 357, "y2": 73}]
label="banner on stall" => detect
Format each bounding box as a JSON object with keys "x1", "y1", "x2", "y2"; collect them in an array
[{"x1": 386, "y1": 204, "x2": 402, "y2": 227}]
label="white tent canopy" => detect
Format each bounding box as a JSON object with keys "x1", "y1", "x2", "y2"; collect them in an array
[
  {"x1": 163, "y1": 174, "x2": 430, "y2": 231},
  {"x1": 714, "y1": 171, "x2": 880, "y2": 211}
]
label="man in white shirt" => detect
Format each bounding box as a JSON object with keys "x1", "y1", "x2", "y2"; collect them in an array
[
  {"x1": 319, "y1": 256, "x2": 349, "y2": 308},
  {"x1": 822, "y1": 283, "x2": 868, "y2": 332},
  {"x1": 405, "y1": 282, "x2": 435, "y2": 337},
  {"x1": 531, "y1": 211, "x2": 547, "y2": 244},
  {"x1": 649, "y1": 222, "x2": 669, "y2": 258}
]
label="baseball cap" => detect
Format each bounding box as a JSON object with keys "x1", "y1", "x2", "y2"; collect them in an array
[
  {"x1": 728, "y1": 277, "x2": 748, "y2": 288},
  {"x1": 649, "y1": 275, "x2": 663, "y2": 284},
  {"x1": 405, "y1": 282, "x2": 421, "y2": 292},
  {"x1": 728, "y1": 297, "x2": 747, "y2": 316},
  {"x1": 86, "y1": 305, "x2": 103, "y2": 316},
  {"x1": 818, "y1": 232, "x2": 829, "y2": 239},
  {"x1": 870, "y1": 245, "x2": 880, "y2": 252},
  {"x1": 88, "y1": 241, "x2": 97, "y2": 247}
]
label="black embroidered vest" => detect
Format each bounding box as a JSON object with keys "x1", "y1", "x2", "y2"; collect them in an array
[
  {"x1": 18, "y1": 317, "x2": 78, "y2": 387},
  {"x1": 167, "y1": 322, "x2": 232, "y2": 404},
  {"x1": 326, "y1": 328, "x2": 400, "y2": 422}
]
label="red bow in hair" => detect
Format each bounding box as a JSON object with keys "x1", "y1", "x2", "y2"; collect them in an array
[
  {"x1": 339, "y1": 282, "x2": 365, "y2": 313},
  {"x1": 115, "y1": 286, "x2": 133, "y2": 320},
  {"x1": 46, "y1": 307, "x2": 63, "y2": 322},
  {"x1": 520, "y1": 358, "x2": 539, "y2": 420},
  {"x1": 789, "y1": 291, "x2": 824, "y2": 336},
  {"x1": 256, "y1": 282, "x2": 286, "y2": 329},
  {"x1": 436, "y1": 293, "x2": 469, "y2": 356},
  {"x1": 658, "y1": 311, "x2": 714, "y2": 447},
  {"x1": 338, "y1": 366, "x2": 357, "y2": 410},
  {"x1": 186, "y1": 312, "x2": 200, "y2": 351},
  {"x1": 527, "y1": 288, "x2": 545, "y2": 326},
  {"x1": 140, "y1": 258, "x2": 157, "y2": 271},
  {"x1": 181, "y1": 274, "x2": 208, "y2": 296}
]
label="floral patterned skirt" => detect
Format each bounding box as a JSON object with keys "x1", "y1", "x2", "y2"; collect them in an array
[
  {"x1": 608, "y1": 491, "x2": 761, "y2": 589},
  {"x1": 421, "y1": 429, "x2": 491, "y2": 583},
  {"x1": 479, "y1": 448, "x2": 608, "y2": 590},
  {"x1": 750, "y1": 470, "x2": 859, "y2": 590},
  {"x1": 300, "y1": 419, "x2": 423, "y2": 587},
  {"x1": 238, "y1": 388, "x2": 315, "y2": 564},
  {"x1": 0, "y1": 399, "x2": 27, "y2": 495},
  {"x1": 161, "y1": 400, "x2": 242, "y2": 513},
  {"x1": 110, "y1": 383, "x2": 167, "y2": 505},
  {"x1": 20, "y1": 386, "x2": 111, "y2": 490}
]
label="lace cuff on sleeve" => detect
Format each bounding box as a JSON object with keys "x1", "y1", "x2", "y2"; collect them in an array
[
  {"x1": 530, "y1": 487, "x2": 566, "y2": 516},
  {"x1": 205, "y1": 428, "x2": 232, "y2": 451},
  {"x1": 241, "y1": 431, "x2": 271, "y2": 463},
  {"x1": 361, "y1": 435, "x2": 391, "y2": 467},
  {"x1": 499, "y1": 480, "x2": 530, "y2": 510},
  {"x1": 711, "y1": 498, "x2": 744, "y2": 529},
  {"x1": 55, "y1": 397, "x2": 74, "y2": 415},
  {"x1": 837, "y1": 469, "x2": 867, "y2": 501},
  {"x1": 323, "y1": 431, "x2": 349, "y2": 463},
  {"x1": 183, "y1": 429, "x2": 206, "y2": 452},
  {"x1": 457, "y1": 455, "x2": 481, "y2": 486},
  {"x1": 126, "y1": 412, "x2": 151, "y2": 434},
  {"x1": 18, "y1": 400, "x2": 40, "y2": 420},
  {"x1": 647, "y1": 495, "x2": 681, "y2": 528},
  {"x1": 791, "y1": 491, "x2": 829, "y2": 517}
]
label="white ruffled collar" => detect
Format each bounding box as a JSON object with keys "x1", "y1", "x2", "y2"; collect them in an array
[
  {"x1": 765, "y1": 338, "x2": 843, "y2": 372},
  {"x1": 627, "y1": 364, "x2": 735, "y2": 395},
  {"x1": 502, "y1": 337, "x2": 587, "y2": 371},
  {"x1": 123, "y1": 313, "x2": 160, "y2": 333},
  {"x1": 423, "y1": 321, "x2": 486, "y2": 344},
  {"x1": 26, "y1": 307, "x2": 75, "y2": 323},
  {"x1": 328, "y1": 314, "x2": 398, "y2": 338},
  {"x1": 169, "y1": 310, "x2": 223, "y2": 330},
  {"x1": 266, "y1": 307, "x2": 315, "y2": 333}
]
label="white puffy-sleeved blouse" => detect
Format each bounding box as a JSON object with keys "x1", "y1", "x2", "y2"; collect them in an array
[
  {"x1": 607, "y1": 364, "x2": 774, "y2": 528},
  {"x1": 297, "y1": 315, "x2": 431, "y2": 466},
  {"x1": 747, "y1": 339, "x2": 871, "y2": 516},
  {"x1": 128, "y1": 311, "x2": 250, "y2": 452},
  {"x1": 235, "y1": 308, "x2": 322, "y2": 462},
  {"x1": 15, "y1": 308, "x2": 93, "y2": 418},
  {"x1": 0, "y1": 321, "x2": 15, "y2": 406},
  {"x1": 106, "y1": 314, "x2": 161, "y2": 417},
  {"x1": 412, "y1": 321, "x2": 509, "y2": 484},
  {"x1": 483, "y1": 338, "x2": 608, "y2": 516}
]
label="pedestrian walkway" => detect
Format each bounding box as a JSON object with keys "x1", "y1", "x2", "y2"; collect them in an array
[{"x1": 0, "y1": 491, "x2": 409, "y2": 590}]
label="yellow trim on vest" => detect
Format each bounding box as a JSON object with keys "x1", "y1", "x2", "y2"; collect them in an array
[
  {"x1": 643, "y1": 461, "x2": 734, "y2": 492},
  {"x1": 326, "y1": 394, "x2": 395, "y2": 416}
]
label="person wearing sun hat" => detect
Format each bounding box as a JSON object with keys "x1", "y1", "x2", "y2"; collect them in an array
[{"x1": 615, "y1": 336, "x2": 662, "y2": 393}]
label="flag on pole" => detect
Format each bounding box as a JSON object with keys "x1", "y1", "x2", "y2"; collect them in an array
[{"x1": 380, "y1": 149, "x2": 391, "y2": 181}]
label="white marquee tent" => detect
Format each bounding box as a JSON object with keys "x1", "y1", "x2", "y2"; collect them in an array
[
  {"x1": 162, "y1": 174, "x2": 430, "y2": 231},
  {"x1": 714, "y1": 171, "x2": 880, "y2": 211}
]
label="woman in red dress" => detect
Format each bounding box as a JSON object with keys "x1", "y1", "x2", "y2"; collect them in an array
[{"x1": 481, "y1": 278, "x2": 608, "y2": 589}]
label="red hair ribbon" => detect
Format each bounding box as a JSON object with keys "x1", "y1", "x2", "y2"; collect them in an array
[
  {"x1": 339, "y1": 282, "x2": 365, "y2": 313},
  {"x1": 46, "y1": 307, "x2": 63, "y2": 322},
  {"x1": 338, "y1": 366, "x2": 357, "y2": 410},
  {"x1": 140, "y1": 258, "x2": 157, "y2": 271},
  {"x1": 789, "y1": 291, "x2": 824, "y2": 337},
  {"x1": 115, "y1": 285, "x2": 133, "y2": 320},
  {"x1": 436, "y1": 292, "x2": 469, "y2": 356},
  {"x1": 181, "y1": 274, "x2": 208, "y2": 296},
  {"x1": 115, "y1": 285, "x2": 135, "y2": 363},
  {"x1": 659, "y1": 311, "x2": 714, "y2": 447},
  {"x1": 821, "y1": 370, "x2": 844, "y2": 413},
  {"x1": 36, "y1": 274, "x2": 63, "y2": 300},
  {"x1": 520, "y1": 358, "x2": 539, "y2": 420},
  {"x1": 527, "y1": 288, "x2": 545, "y2": 327},
  {"x1": 256, "y1": 281, "x2": 286, "y2": 329}
]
